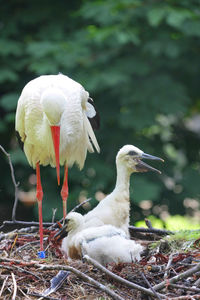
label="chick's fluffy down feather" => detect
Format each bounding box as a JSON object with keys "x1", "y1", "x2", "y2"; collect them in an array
[{"x1": 61, "y1": 224, "x2": 143, "y2": 266}]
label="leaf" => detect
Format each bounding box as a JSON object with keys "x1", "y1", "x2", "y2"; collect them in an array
[
  {"x1": 147, "y1": 7, "x2": 167, "y2": 27},
  {"x1": 166, "y1": 9, "x2": 193, "y2": 28}
]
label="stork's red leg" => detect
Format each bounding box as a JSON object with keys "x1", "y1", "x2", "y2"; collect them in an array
[
  {"x1": 61, "y1": 165, "x2": 68, "y2": 219},
  {"x1": 36, "y1": 162, "x2": 44, "y2": 252}
]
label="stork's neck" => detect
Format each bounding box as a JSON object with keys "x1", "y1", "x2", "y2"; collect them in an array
[{"x1": 113, "y1": 163, "x2": 132, "y2": 198}]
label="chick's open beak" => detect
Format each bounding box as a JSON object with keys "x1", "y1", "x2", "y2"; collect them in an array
[
  {"x1": 135, "y1": 152, "x2": 164, "y2": 174},
  {"x1": 54, "y1": 224, "x2": 68, "y2": 241}
]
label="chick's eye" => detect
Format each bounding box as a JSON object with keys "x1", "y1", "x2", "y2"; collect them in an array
[{"x1": 128, "y1": 150, "x2": 137, "y2": 156}]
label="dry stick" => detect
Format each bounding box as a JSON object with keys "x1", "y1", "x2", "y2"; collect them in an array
[
  {"x1": 169, "y1": 296, "x2": 200, "y2": 300},
  {"x1": 27, "y1": 292, "x2": 60, "y2": 300},
  {"x1": 0, "y1": 263, "x2": 43, "y2": 281},
  {"x1": 11, "y1": 272, "x2": 17, "y2": 300},
  {"x1": 0, "y1": 275, "x2": 8, "y2": 297},
  {"x1": 83, "y1": 255, "x2": 167, "y2": 299},
  {"x1": 168, "y1": 283, "x2": 200, "y2": 294},
  {"x1": 70, "y1": 198, "x2": 92, "y2": 212},
  {"x1": 145, "y1": 218, "x2": 153, "y2": 229},
  {"x1": 194, "y1": 276, "x2": 200, "y2": 287},
  {"x1": 0, "y1": 145, "x2": 19, "y2": 222},
  {"x1": 152, "y1": 263, "x2": 200, "y2": 292},
  {"x1": 0, "y1": 226, "x2": 39, "y2": 241},
  {"x1": 0, "y1": 258, "x2": 124, "y2": 300},
  {"x1": 129, "y1": 225, "x2": 173, "y2": 236},
  {"x1": 140, "y1": 272, "x2": 162, "y2": 300},
  {"x1": 0, "y1": 220, "x2": 54, "y2": 230},
  {"x1": 51, "y1": 208, "x2": 57, "y2": 223},
  {"x1": 48, "y1": 198, "x2": 93, "y2": 230},
  {"x1": 164, "y1": 253, "x2": 174, "y2": 279},
  {"x1": 18, "y1": 287, "x2": 32, "y2": 300},
  {"x1": 11, "y1": 240, "x2": 41, "y2": 256}
]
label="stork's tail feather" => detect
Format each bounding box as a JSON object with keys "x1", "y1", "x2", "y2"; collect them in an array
[{"x1": 83, "y1": 114, "x2": 100, "y2": 153}]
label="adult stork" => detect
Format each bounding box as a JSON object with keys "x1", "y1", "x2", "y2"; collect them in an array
[{"x1": 15, "y1": 73, "x2": 100, "y2": 257}]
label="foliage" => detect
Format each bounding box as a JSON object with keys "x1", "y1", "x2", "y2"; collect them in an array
[
  {"x1": 136, "y1": 215, "x2": 200, "y2": 230},
  {"x1": 0, "y1": 0, "x2": 200, "y2": 222}
]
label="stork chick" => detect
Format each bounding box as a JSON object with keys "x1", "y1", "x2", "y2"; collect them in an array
[
  {"x1": 15, "y1": 74, "x2": 100, "y2": 256},
  {"x1": 83, "y1": 145, "x2": 163, "y2": 236},
  {"x1": 56, "y1": 212, "x2": 144, "y2": 266}
]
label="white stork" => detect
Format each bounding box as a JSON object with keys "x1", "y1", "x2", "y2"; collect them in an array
[
  {"x1": 15, "y1": 74, "x2": 100, "y2": 256},
  {"x1": 56, "y1": 212, "x2": 144, "y2": 266},
  {"x1": 82, "y1": 145, "x2": 163, "y2": 236}
]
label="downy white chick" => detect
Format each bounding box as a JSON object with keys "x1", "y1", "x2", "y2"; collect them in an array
[{"x1": 56, "y1": 212, "x2": 144, "y2": 266}]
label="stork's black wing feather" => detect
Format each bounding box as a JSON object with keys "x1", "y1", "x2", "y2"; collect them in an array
[
  {"x1": 88, "y1": 98, "x2": 100, "y2": 130},
  {"x1": 16, "y1": 131, "x2": 24, "y2": 151}
]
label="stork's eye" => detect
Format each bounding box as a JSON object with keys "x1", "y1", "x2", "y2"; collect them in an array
[{"x1": 128, "y1": 150, "x2": 137, "y2": 156}]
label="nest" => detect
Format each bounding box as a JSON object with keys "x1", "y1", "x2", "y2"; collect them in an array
[{"x1": 0, "y1": 225, "x2": 200, "y2": 300}]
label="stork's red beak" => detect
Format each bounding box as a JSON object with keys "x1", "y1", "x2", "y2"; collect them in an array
[{"x1": 50, "y1": 125, "x2": 60, "y2": 185}]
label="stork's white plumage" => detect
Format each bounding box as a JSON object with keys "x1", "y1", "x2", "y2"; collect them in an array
[
  {"x1": 15, "y1": 74, "x2": 100, "y2": 255},
  {"x1": 83, "y1": 145, "x2": 163, "y2": 236},
  {"x1": 57, "y1": 212, "x2": 144, "y2": 266}
]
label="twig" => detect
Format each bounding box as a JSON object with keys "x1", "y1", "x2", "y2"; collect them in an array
[
  {"x1": 0, "y1": 264, "x2": 42, "y2": 281},
  {"x1": 129, "y1": 225, "x2": 173, "y2": 236},
  {"x1": 70, "y1": 198, "x2": 92, "y2": 212},
  {"x1": 152, "y1": 263, "x2": 200, "y2": 291},
  {"x1": 83, "y1": 255, "x2": 166, "y2": 298},
  {"x1": 47, "y1": 198, "x2": 92, "y2": 230},
  {"x1": 194, "y1": 277, "x2": 200, "y2": 287},
  {"x1": 140, "y1": 272, "x2": 162, "y2": 300},
  {"x1": 0, "y1": 145, "x2": 19, "y2": 222},
  {"x1": 0, "y1": 226, "x2": 39, "y2": 241},
  {"x1": 0, "y1": 220, "x2": 54, "y2": 230},
  {"x1": 11, "y1": 240, "x2": 42, "y2": 256},
  {"x1": 51, "y1": 209, "x2": 57, "y2": 223},
  {"x1": 0, "y1": 257, "x2": 124, "y2": 300},
  {"x1": 11, "y1": 272, "x2": 17, "y2": 300},
  {"x1": 27, "y1": 292, "x2": 60, "y2": 300},
  {"x1": 18, "y1": 287, "x2": 32, "y2": 300},
  {"x1": 164, "y1": 253, "x2": 173, "y2": 279},
  {"x1": 0, "y1": 275, "x2": 8, "y2": 297},
  {"x1": 168, "y1": 283, "x2": 200, "y2": 293},
  {"x1": 145, "y1": 218, "x2": 153, "y2": 229},
  {"x1": 169, "y1": 296, "x2": 200, "y2": 300}
]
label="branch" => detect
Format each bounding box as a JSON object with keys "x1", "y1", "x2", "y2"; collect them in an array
[
  {"x1": 164, "y1": 253, "x2": 173, "y2": 279},
  {"x1": 0, "y1": 220, "x2": 54, "y2": 229},
  {"x1": 140, "y1": 271, "x2": 162, "y2": 300},
  {"x1": 0, "y1": 145, "x2": 19, "y2": 221},
  {"x1": 83, "y1": 255, "x2": 166, "y2": 299},
  {"x1": 70, "y1": 198, "x2": 92, "y2": 213},
  {"x1": 0, "y1": 257, "x2": 125, "y2": 300},
  {"x1": 168, "y1": 283, "x2": 200, "y2": 294},
  {"x1": 0, "y1": 275, "x2": 8, "y2": 297},
  {"x1": 0, "y1": 226, "x2": 38, "y2": 241},
  {"x1": 11, "y1": 272, "x2": 17, "y2": 300},
  {"x1": 0, "y1": 264, "x2": 42, "y2": 281},
  {"x1": 152, "y1": 262, "x2": 200, "y2": 291},
  {"x1": 129, "y1": 225, "x2": 173, "y2": 236},
  {"x1": 169, "y1": 296, "x2": 200, "y2": 300}
]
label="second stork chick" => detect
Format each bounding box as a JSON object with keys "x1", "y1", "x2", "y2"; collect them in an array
[
  {"x1": 83, "y1": 144, "x2": 163, "y2": 236},
  {"x1": 56, "y1": 212, "x2": 144, "y2": 266}
]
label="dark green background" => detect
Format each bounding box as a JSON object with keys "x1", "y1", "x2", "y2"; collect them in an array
[{"x1": 0, "y1": 0, "x2": 200, "y2": 225}]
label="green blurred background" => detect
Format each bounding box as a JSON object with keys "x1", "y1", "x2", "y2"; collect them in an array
[{"x1": 0, "y1": 0, "x2": 200, "y2": 229}]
